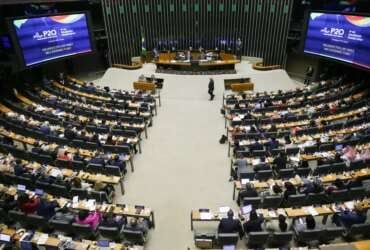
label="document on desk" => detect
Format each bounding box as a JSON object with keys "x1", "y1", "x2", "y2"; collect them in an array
[
  {"x1": 277, "y1": 208, "x2": 287, "y2": 216},
  {"x1": 36, "y1": 233, "x2": 48, "y2": 245},
  {"x1": 304, "y1": 206, "x2": 319, "y2": 216},
  {"x1": 268, "y1": 210, "x2": 277, "y2": 218},
  {"x1": 345, "y1": 201, "x2": 354, "y2": 210},
  {"x1": 252, "y1": 159, "x2": 261, "y2": 165},
  {"x1": 199, "y1": 212, "x2": 212, "y2": 220},
  {"x1": 87, "y1": 199, "x2": 96, "y2": 211},
  {"x1": 241, "y1": 179, "x2": 250, "y2": 185}
]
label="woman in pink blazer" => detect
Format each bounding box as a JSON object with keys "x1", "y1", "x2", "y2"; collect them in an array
[{"x1": 75, "y1": 210, "x2": 101, "y2": 230}]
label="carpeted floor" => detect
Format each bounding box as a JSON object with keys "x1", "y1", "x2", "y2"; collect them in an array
[{"x1": 89, "y1": 61, "x2": 302, "y2": 249}]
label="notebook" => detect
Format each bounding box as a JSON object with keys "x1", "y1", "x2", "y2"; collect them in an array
[
  {"x1": 17, "y1": 185, "x2": 26, "y2": 192},
  {"x1": 241, "y1": 205, "x2": 252, "y2": 215}
]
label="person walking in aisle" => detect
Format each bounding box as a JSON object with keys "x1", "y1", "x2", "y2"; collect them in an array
[{"x1": 208, "y1": 78, "x2": 215, "y2": 101}]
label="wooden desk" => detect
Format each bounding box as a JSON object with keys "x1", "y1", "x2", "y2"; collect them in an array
[
  {"x1": 156, "y1": 52, "x2": 239, "y2": 72},
  {"x1": 190, "y1": 210, "x2": 220, "y2": 230},
  {"x1": 13, "y1": 92, "x2": 149, "y2": 139},
  {"x1": 232, "y1": 168, "x2": 370, "y2": 200},
  {"x1": 191, "y1": 199, "x2": 369, "y2": 230},
  {"x1": 133, "y1": 81, "x2": 156, "y2": 91},
  {"x1": 0, "y1": 225, "x2": 145, "y2": 250},
  {"x1": 0, "y1": 127, "x2": 134, "y2": 175},
  {"x1": 230, "y1": 83, "x2": 254, "y2": 92},
  {"x1": 53, "y1": 82, "x2": 111, "y2": 101},
  {"x1": 0, "y1": 183, "x2": 155, "y2": 228}
]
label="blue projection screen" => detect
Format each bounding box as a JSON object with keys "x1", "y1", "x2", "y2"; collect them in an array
[
  {"x1": 12, "y1": 13, "x2": 93, "y2": 67},
  {"x1": 304, "y1": 12, "x2": 370, "y2": 70}
]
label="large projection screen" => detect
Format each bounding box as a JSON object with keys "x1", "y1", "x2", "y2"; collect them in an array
[
  {"x1": 10, "y1": 12, "x2": 94, "y2": 67},
  {"x1": 304, "y1": 12, "x2": 370, "y2": 70}
]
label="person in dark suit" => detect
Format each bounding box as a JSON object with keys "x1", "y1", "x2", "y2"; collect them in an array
[
  {"x1": 243, "y1": 209, "x2": 264, "y2": 234},
  {"x1": 208, "y1": 78, "x2": 215, "y2": 101},
  {"x1": 283, "y1": 181, "x2": 297, "y2": 201},
  {"x1": 237, "y1": 183, "x2": 258, "y2": 206},
  {"x1": 253, "y1": 162, "x2": 270, "y2": 172},
  {"x1": 218, "y1": 210, "x2": 243, "y2": 239},
  {"x1": 125, "y1": 217, "x2": 149, "y2": 235},
  {"x1": 250, "y1": 139, "x2": 264, "y2": 152},
  {"x1": 64, "y1": 125, "x2": 75, "y2": 140},
  {"x1": 14, "y1": 160, "x2": 27, "y2": 176},
  {"x1": 266, "y1": 137, "x2": 279, "y2": 151},
  {"x1": 39, "y1": 121, "x2": 51, "y2": 135},
  {"x1": 108, "y1": 155, "x2": 127, "y2": 173},
  {"x1": 273, "y1": 152, "x2": 287, "y2": 172},
  {"x1": 100, "y1": 212, "x2": 125, "y2": 229},
  {"x1": 89, "y1": 152, "x2": 105, "y2": 166},
  {"x1": 36, "y1": 196, "x2": 58, "y2": 220}
]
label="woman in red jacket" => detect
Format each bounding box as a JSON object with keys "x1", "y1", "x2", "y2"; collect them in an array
[{"x1": 17, "y1": 193, "x2": 40, "y2": 214}]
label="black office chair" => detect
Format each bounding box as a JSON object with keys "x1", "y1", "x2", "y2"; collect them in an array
[
  {"x1": 295, "y1": 168, "x2": 311, "y2": 177},
  {"x1": 319, "y1": 144, "x2": 335, "y2": 152},
  {"x1": 25, "y1": 214, "x2": 47, "y2": 230},
  {"x1": 72, "y1": 160, "x2": 86, "y2": 171},
  {"x1": 278, "y1": 169, "x2": 295, "y2": 179},
  {"x1": 303, "y1": 145, "x2": 318, "y2": 154},
  {"x1": 246, "y1": 232, "x2": 269, "y2": 249},
  {"x1": 49, "y1": 219, "x2": 72, "y2": 235},
  {"x1": 71, "y1": 139, "x2": 85, "y2": 149},
  {"x1": 306, "y1": 193, "x2": 327, "y2": 206},
  {"x1": 217, "y1": 233, "x2": 239, "y2": 247},
  {"x1": 349, "y1": 160, "x2": 365, "y2": 171},
  {"x1": 269, "y1": 231, "x2": 293, "y2": 248},
  {"x1": 89, "y1": 190, "x2": 113, "y2": 203},
  {"x1": 50, "y1": 184, "x2": 69, "y2": 198},
  {"x1": 345, "y1": 223, "x2": 370, "y2": 239},
  {"x1": 122, "y1": 229, "x2": 145, "y2": 245},
  {"x1": 104, "y1": 165, "x2": 123, "y2": 177},
  {"x1": 330, "y1": 190, "x2": 350, "y2": 203},
  {"x1": 70, "y1": 188, "x2": 88, "y2": 200},
  {"x1": 271, "y1": 148, "x2": 284, "y2": 156},
  {"x1": 262, "y1": 195, "x2": 283, "y2": 209},
  {"x1": 252, "y1": 150, "x2": 266, "y2": 157},
  {"x1": 296, "y1": 229, "x2": 323, "y2": 246},
  {"x1": 242, "y1": 197, "x2": 262, "y2": 209},
  {"x1": 71, "y1": 223, "x2": 98, "y2": 240},
  {"x1": 320, "y1": 227, "x2": 345, "y2": 244},
  {"x1": 98, "y1": 226, "x2": 122, "y2": 242},
  {"x1": 349, "y1": 187, "x2": 366, "y2": 200},
  {"x1": 8, "y1": 210, "x2": 26, "y2": 226},
  {"x1": 255, "y1": 170, "x2": 273, "y2": 181},
  {"x1": 286, "y1": 147, "x2": 300, "y2": 155},
  {"x1": 313, "y1": 164, "x2": 331, "y2": 176},
  {"x1": 55, "y1": 159, "x2": 72, "y2": 169},
  {"x1": 287, "y1": 194, "x2": 306, "y2": 207},
  {"x1": 331, "y1": 162, "x2": 347, "y2": 173},
  {"x1": 86, "y1": 163, "x2": 104, "y2": 174},
  {"x1": 15, "y1": 176, "x2": 34, "y2": 189}
]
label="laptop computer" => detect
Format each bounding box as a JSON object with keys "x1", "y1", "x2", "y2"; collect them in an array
[
  {"x1": 17, "y1": 185, "x2": 26, "y2": 193},
  {"x1": 241, "y1": 205, "x2": 252, "y2": 215}
]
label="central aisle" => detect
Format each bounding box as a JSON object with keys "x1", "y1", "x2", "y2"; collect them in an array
[{"x1": 97, "y1": 62, "x2": 301, "y2": 249}]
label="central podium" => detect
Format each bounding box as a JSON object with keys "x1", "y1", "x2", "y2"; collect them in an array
[{"x1": 155, "y1": 51, "x2": 240, "y2": 74}]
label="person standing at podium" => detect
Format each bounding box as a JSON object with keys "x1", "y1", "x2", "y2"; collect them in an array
[
  {"x1": 236, "y1": 38, "x2": 242, "y2": 60},
  {"x1": 208, "y1": 78, "x2": 215, "y2": 101}
]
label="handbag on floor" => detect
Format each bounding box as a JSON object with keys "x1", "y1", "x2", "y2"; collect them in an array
[{"x1": 219, "y1": 134, "x2": 227, "y2": 144}]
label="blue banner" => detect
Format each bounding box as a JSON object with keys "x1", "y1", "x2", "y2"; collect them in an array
[
  {"x1": 13, "y1": 13, "x2": 92, "y2": 66},
  {"x1": 304, "y1": 12, "x2": 370, "y2": 69}
]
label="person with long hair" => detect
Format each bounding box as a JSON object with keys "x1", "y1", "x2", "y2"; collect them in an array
[
  {"x1": 243, "y1": 209, "x2": 264, "y2": 234},
  {"x1": 265, "y1": 214, "x2": 291, "y2": 232}
]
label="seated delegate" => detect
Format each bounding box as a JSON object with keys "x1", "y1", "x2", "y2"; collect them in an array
[{"x1": 217, "y1": 209, "x2": 244, "y2": 239}]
